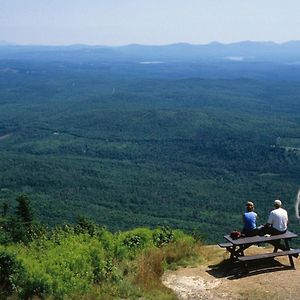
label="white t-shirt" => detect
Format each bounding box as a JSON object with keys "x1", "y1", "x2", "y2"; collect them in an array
[{"x1": 267, "y1": 207, "x2": 288, "y2": 232}]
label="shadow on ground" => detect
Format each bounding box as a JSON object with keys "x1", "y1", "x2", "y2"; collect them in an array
[{"x1": 207, "y1": 258, "x2": 294, "y2": 280}]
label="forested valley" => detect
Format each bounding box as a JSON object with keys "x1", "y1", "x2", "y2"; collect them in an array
[{"x1": 1, "y1": 44, "x2": 300, "y2": 244}]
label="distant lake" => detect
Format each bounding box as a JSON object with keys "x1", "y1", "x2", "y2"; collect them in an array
[
  {"x1": 223, "y1": 56, "x2": 245, "y2": 61},
  {"x1": 139, "y1": 61, "x2": 165, "y2": 64}
]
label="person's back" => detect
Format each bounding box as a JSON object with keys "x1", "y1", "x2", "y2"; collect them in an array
[
  {"x1": 263, "y1": 199, "x2": 289, "y2": 251},
  {"x1": 242, "y1": 201, "x2": 258, "y2": 236},
  {"x1": 244, "y1": 211, "x2": 257, "y2": 230},
  {"x1": 268, "y1": 205, "x2": 288, "y2": 233}
]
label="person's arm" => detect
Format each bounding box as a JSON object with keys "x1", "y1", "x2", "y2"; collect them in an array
[
  {"x1": 254, "y1": 212, "x2": 258, "y2": 227},
  {"x1": 265, "y1": 211, "x2": 273, "y2": 227}
]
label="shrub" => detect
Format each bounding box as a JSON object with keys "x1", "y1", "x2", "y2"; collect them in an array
[
  {"x1": 74, "y1": 215, "x2": 98, "y2": 236},
  {"x1": 0, "y1": 229, "x2": 12, "y2": 245},
  {"x1": 97, "y1": 228, "x2": 115, "y2": 253},
  {"x1": 20, "y1": 273, "x2": 52, "y2": 299},
  {"x1": 116, "y1": 228, "x2": 154, "y2": 259},
  {"x1": 0, "y1": 250, "x2": 25, "y2": 296},
  {"x1": 153, "y1": 226, "x2": 174, "y2": 247}
]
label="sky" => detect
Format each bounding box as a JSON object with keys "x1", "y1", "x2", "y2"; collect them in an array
[{"x1": 1, "y1": 0, "x2": 300, "y2": 46}]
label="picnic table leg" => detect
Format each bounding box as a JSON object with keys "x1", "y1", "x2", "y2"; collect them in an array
[
  {"x1": 284, "y1": 239, "x2": 295, "y2": 269},
  {"x1": 229, "y1": 245, "x2": 236, "y2": 262},
  {"x1": 230, "y1": 245, "x2": 247, "y2": 260},
  {"x1": 270, "y1": 239, "x2": 279, "y2": 252},
  {"x1": 238, "y1": 245, "x2": 250, "y2": 274},
  {"x1": 242, "y1": 261, "x2": 249, "y2": 274},
  {"x1": 228, "y1": 245, "x2": 249, "y2": 273},
  {"x1": 240, "y1": 244, "x2": 250, "y2": 255},
  {"x1": 284, "y1": 239, "x2": 291, "y2": 250},
  {"x1": 288, "y1": 255, "x2": 295, "y2": 269}
]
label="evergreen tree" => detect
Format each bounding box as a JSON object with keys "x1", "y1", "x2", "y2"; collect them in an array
[
  {"x1": 1, "y1": 201, "x2": 9, "y2": 218},
  {"x1": 15, "y1": 194, "x2": 34, "y2": 225},
  {"x1": 8, "y1": 194, "x2": 36, "y2": 243}
]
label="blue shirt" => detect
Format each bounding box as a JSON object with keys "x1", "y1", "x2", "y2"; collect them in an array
[{"x1": 243, "y1": 211, "x2": 257, "y2": 230}]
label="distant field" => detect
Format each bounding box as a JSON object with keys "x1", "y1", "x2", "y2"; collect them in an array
[
  {"x1": 280, "y1": 137, "x2": 300, "y2": 148},
  {"x1": 0, "y1": 133, "x2": 11, "y2": 141}
]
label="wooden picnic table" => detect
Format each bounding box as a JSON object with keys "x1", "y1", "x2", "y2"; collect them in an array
[{"x1": 219, "y1": 230, "x2": 300, "y2": 272}]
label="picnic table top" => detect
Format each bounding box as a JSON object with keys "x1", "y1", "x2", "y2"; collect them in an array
[{"x1": 224, "y1": 230, "x2": 298, "y2": 246}]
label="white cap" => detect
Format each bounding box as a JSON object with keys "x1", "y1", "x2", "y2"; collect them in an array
[{"x1": 274, "y1": 199, "x2": 282, "y2": 207}]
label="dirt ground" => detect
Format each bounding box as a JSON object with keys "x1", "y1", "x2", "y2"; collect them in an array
[{"x1": 162, "y1": 245, "x2": 300, "y2": 300}]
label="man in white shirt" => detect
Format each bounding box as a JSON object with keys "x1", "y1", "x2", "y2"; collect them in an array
[
  {"x1": 264, "y1": 199, "x2": 288, "y2": 251},
  {"x1": 266, "y1": 199, "x2": 288, "y2": 235}
]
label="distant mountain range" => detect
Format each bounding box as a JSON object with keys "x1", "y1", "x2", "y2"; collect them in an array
[{"x1": 1, "y1": 41, "x2": 300, "y2": 63}]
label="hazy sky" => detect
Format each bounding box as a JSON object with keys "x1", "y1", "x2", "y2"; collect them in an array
[{"x1": 1, "y1": 0, "x2": 300, "y2": 46}]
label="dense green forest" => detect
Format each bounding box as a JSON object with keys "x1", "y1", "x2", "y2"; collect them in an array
[{"x1": 0, "y1": 47, "x2": 300, "y2": 243}]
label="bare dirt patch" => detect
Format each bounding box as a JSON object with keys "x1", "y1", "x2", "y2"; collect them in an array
[{"x1": 162, "y1": 245, "x2": 300, "y2": 300}]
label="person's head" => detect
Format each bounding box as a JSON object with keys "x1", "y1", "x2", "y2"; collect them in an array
[
  {"x1": 274, "y1": 199, "x2": 282, "y2": 209},
  {"x1": 246, "y1": 201, "x2": 254, "y2": 212}
]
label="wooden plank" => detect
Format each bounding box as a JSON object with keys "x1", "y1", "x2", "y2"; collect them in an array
[
  {"x1": 224, "y1": 230, "x2": 298, "y2": 246},
  {"x1": 218, "y1": 242, "x2": 233, "y2": 248},
  {"x1": 238, "y1": 249, "x2": 300, "y2": 262}
]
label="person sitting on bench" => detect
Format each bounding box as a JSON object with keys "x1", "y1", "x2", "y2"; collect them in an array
[
  {"x1": 264, "y1": 199, "x2": 288, "y2": 250},
  {"x1": 265, "y1": 199, "x2": 288, "y2": 235},
  {"x1": 242, "y1": 201, "x2": 260, "y2": 237}
]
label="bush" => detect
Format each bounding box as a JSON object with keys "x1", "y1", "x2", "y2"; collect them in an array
[
  {"x1": 115, "y1": 228, "x2": 154, "y2": 259},
  {"x1": 0, "y1": 250, "x2": 25, "y2": 296},
  {"x1": 74, "y1": 215, "x2": 98, "y2": 236},
  {"x1": 153, "y1": 226, "x2": 174, "y2": 247},
  {"x1": 0, "y1": 230, "x2": 12, "y2": 245}
]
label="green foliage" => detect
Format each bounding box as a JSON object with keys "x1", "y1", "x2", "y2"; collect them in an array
[
  {"x1": 74, "y1": 215, "x2": 98, "y2": 236},
  {"x1": 15, "y1": 194, "x2": 34, "y2": 224},
  {"x1": 0, "y1": 226, "x2": 198, "y2": 299},
  {"x1": 153, "y1": 226, "x2": 174, "y2": 247},
  {"x1": 1, "y1": 202, "x2": 9, "y2": 218},
  {"x1": 0, "y1": 218, "x2": 12, "y2": 245},
  {"x1": 0, "y1": 250, "x2": 25, "y2": 297},
  {"x1": 115, "y1": 228, "x2": 154, "y2": 260},
  {"x1": 13, "y1": 233, "x2": 107, "y2": 299},
  {"x1": 0, "y1": 194, "x2": 46, "y2": 245}
]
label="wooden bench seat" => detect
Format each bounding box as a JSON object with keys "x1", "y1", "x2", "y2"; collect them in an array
[
  {"x1": 238, "y1": 249, "x2": 300, "y2": 262},
  {"x1": 218, "y1": 242, "x2": 233, "y2": 248}
]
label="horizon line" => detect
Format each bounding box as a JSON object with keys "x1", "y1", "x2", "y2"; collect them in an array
[{"x1": 2, "y1": 39, "x2": 300, "y2": 48}]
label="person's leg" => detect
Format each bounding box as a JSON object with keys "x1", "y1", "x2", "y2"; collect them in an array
[
  {"x1": 244, "y1": 229, "x2": 257, "y2": 237},
  {"x1": 256, "y1": 225, "x2": 265, "y2": 236},
  {"x1": 258, "y1": 225, "x2": 271, "y2": 236},
  {"x1": 269, "y1": 227, "x2": 287, "y2": 251}
]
